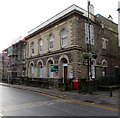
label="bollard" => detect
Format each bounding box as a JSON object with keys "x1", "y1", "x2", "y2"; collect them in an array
[{"x1": 109, "y1": 87, "x2": 112, "y2": 97}]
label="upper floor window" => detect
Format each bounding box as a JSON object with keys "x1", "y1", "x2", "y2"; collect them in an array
[
  {"x1": 61, "y1": 28, "x2": 67, "y2": 47},
  {"x1": 102, "y1": 38, "x2": 108, "y2": 50},
  {"x1": 85, "y1": 22, "x2": 94, "y2": 45},
  {"x1": 31, "y1": 42, "x2": 34, "y2": 54},
  {"x1": 39, "y1": 39, "x2": 43, "y2": 52},
  {"x1": 49, "y1": 34, "x2": 53, "y2": 50}
]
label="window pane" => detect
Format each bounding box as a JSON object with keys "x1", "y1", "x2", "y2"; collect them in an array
[
  {"x1": 102, "y1": 39, "x2": 107, "y2": 49},
  {"x1": 31, "y1": 42, "x2": 34, "y2": 54},
  {"x1": 49, "y1": 65, "x2": 54, "y2": 77},
  {"x1": 39, "y1": 40, "x2": 42, "y2": 51},
  {"x1": 31, "y1": 66, "x2": 34, "y2": 74},
  {"x1": 49, "y1": 34, "x2": 53, "y2": 49},
  {"x1": 61, "y1": 29, "x2": 67, "y2": 46},
  {"x1": 39, "y1": 67, "x2": 43, "y2": 77}
]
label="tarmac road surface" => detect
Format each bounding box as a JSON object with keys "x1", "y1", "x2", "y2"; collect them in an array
[{"x1": 0, "y1": 85, "x2": 119, "y2": 117}]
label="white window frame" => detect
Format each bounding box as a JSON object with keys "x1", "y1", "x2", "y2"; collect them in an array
[
  {"x1": 49, "y1": 34, "x2": 53, "y2": 50},
  {"x1": 61, "y1": 29, "x2": 67, "y2": 47}
]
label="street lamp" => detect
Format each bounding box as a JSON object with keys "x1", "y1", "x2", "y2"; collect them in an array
[{"x1": 87, "y1": 0, "x2": 92, "y2": 81}]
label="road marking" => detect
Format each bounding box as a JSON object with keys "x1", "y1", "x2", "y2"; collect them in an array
[
  {"x1": 2, "y1": 85, "x2": 120, "y2": 112},
  {"x1": 24, "y1": 89, "x2": 120, "y2": 112}
]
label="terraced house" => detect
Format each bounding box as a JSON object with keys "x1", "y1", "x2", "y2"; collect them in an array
[{"x1": 24, "y1": 4, "x2": 120, "y2": 85}]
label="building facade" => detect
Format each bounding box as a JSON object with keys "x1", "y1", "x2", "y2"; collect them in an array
[
  {"x1": 2, "y1": 39, "x2": 26, "y2": 83},
  {"x1": 0, "y1": 53, "x2": 2, "y2": 81},
  {"x1": 2, "y1": 4, "x2": 120, "y2": 86},
  {"x1": 24, "y1": 4, "x2": 119, "y2": 84}
]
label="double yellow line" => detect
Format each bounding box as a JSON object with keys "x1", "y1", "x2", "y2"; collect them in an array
[{"x1": 26, "y1": 89, "x2": 120, "y2": 112}]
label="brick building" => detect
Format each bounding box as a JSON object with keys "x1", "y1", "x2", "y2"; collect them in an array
[{"x1": 24, "y1": 4, "x2": 119, "y2": 85}]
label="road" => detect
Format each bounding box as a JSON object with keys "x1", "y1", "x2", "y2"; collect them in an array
[{"x1": 0, "y1": 85, "x2": 119, "y2": 117}]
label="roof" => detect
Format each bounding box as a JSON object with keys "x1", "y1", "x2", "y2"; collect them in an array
[{"x1": 28, "y1": 4, "x2": 95, "y2": 36}]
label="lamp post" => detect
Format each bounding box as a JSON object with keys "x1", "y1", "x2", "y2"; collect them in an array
[
  {"x1": 87, "y1": 0, "x2": 94, "y2": 94},
  {"x1": 87, "y1": 0, "x2": 92, "y2": 81}
]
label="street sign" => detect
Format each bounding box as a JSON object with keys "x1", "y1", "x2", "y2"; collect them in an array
[{"x1": 50, "y1": 65, "x2": 58, "y2": 72}]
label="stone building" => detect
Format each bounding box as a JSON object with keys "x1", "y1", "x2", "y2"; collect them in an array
[
  {"x1": 0, "y1": 53, "x2": 3, "y2": 81},
  {"x1": 25, "y1": 4, "x2": 119, "y2": 84}
]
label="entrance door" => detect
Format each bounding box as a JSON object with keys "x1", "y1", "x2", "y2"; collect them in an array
[{"x1": 63, "y1": 64, "x2": 68, "y2": 83}]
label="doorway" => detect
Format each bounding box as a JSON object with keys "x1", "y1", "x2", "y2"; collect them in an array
[{"x1": 61, "y1": 58, "x2": 68, "y2": 83}]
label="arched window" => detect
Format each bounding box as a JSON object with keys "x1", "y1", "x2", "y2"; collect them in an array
[
  {"x1": 31, "y1": 42, "x2": 34, "y2": 54},
  {"x1": 39, "y1": 39, "x2": 42, "y2": 53},
  {"x1": 102, "y1": 61, "x2": 107, "y2": 76},
  {"x1": 49, "y1": 34, "x2": 53, "y2": 50},
  {"x1": 38, "y1": 62, "x2": 43, "y2": 77},
  {"x1": 48, "y1": 60, "x2": 54, "y2": 77},
  {"x1": 31, "y1": 63, "x2": 34, "y2": 76},
  {"x1": 61, "y1": 29, "x2": 67, "y2": 47}
]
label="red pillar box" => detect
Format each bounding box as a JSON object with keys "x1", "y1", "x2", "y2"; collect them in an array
[{"x1": 72, "y1": 80, "x2": 80, "y2": 90}]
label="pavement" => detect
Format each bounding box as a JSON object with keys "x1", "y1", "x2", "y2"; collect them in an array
[{"x1": 0, "y1": 82, "x2": 119, "y2": 109}]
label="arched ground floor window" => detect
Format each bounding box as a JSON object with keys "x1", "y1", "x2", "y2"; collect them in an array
[
  {"x1": 47, "y1": 60, "x2": 54, "y2": 77},
  {"x1": 38, "y1": 62, "x2": 43, "y2": 77},
  {"x1": 30, "y1": 63, "x2": 34, "y2": 77},
  {"x1": 102, "y1": 60, "x2": 107, "y2": 76}
]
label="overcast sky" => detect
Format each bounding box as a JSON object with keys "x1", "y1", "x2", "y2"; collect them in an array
[{"x1": 0, "y1": 0, "x2": 119, "y2": 53}]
